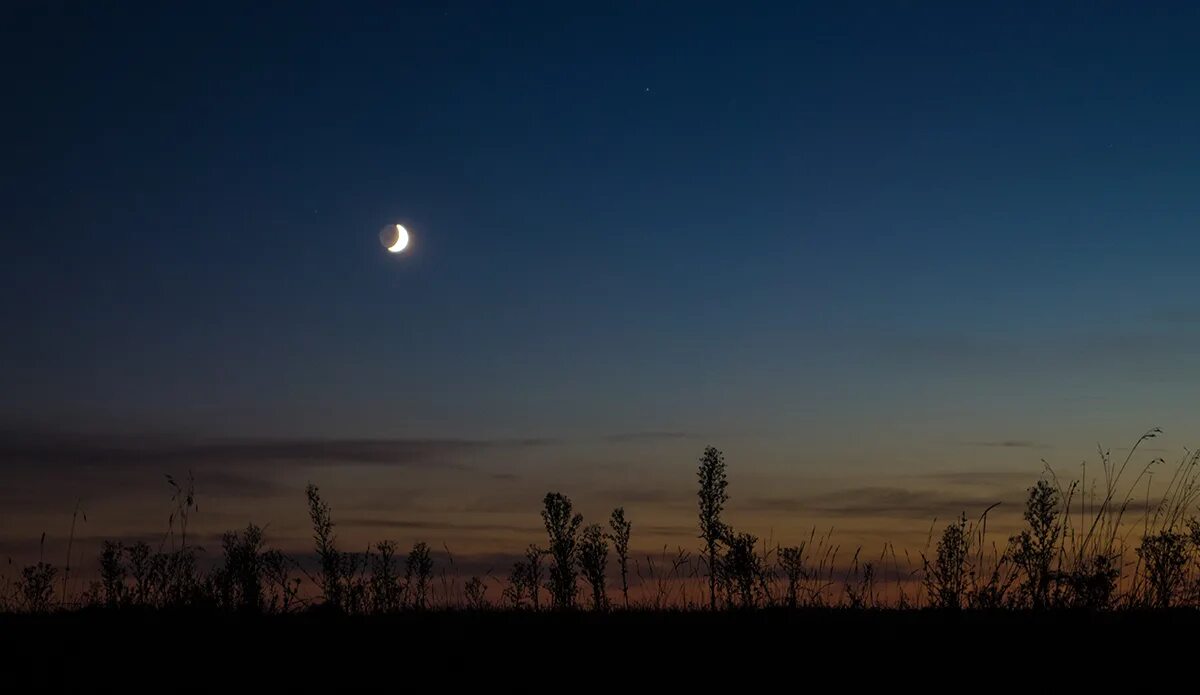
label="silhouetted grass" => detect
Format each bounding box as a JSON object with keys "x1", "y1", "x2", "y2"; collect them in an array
[{"x1": 6, "y1": 431, "x2": 1200, "y2": 615}]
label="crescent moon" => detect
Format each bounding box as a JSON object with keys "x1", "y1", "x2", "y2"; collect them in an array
[{"x1": 380, "y1": 224, "x2": 410, "y2": 253}]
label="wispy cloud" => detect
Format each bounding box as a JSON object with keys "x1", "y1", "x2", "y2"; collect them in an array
[
  {"x1": 746, "y1": 486, "x2": 1015, "y2": 519},
  {"x1": 962, "y1": 440, "x2": 1051, "y2": 450},
  {"x1": 637, "y1": 523, "x2": 697, "y2": 538},
  {"x1": 914, "y1": 470, "x2": 1040, "y2": 486},
  {"x1": 340, "y1": 517, "x2": 543, "y2": 535},
  {"x1": 0, "y1": 430, "x2": 556, "y2": 472},
  {"x1": 1151, "y1": 307, "x2": 1200, "y2": 324},
  {"x1": 603, "y1": 431, "x2": 697, "y2": 443},
  {"x1": 596, "y1": 487, "x2": 686, "y2": 505},
  {"x1": 193, "y1": 471, "x2": 292, "y2": 498}
]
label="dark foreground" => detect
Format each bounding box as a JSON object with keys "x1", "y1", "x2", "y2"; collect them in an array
[{"x1": 3, "y1": 608, "x2": 1196, "y2": 688}]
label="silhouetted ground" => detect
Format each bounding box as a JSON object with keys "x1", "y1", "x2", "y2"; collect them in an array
[{"x1": 2, "y1": 608, "x2": 1194, "y2": 688}]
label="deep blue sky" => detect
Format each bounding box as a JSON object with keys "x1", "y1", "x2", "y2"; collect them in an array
[{"x1": 4, "y1": 1, "x2": 1200, "y2": 451}]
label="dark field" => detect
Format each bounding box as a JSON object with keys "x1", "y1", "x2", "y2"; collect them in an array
[
  {"x1": 5, "y1": 438, "x2": 1200, "y2": 690},
  {"x1": 2, "y1": 608, "x2": 1195, "y2": 687}
]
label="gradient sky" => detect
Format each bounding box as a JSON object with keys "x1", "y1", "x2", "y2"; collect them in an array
[{"x1": 3, "y1": 2, "x2": 1200, "y2": 571}]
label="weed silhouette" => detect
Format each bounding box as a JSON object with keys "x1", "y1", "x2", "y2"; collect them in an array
[
  {"x1": 608, "y1": 507, "x2": 632, "y2": 609},
  {"x1": 925, "y1": 514, "x2": 969, "y2": 609},
  {"x1": 405, "y1": 542, "x2": 433, "y2": 610},
  {"x1": 305, "y1": 483, "x2": 344, "y2": 611},
  {"x1": 523, "y1": 543, "x2": 543, "y2": 610},
  {"x1": 720, "y1": 529, "x2": 763, "y2": 608},
  {"x1": 844, "y1": 551, "x2": 876, "y2": 609},
  {"x1": 503, "y1": 559, "x2": 533, "y2": 609},
  {"x1": 541, "y1": 492, "x2": 583, "y2": 610},
  {"x1": 579, "y1": 524, "x2": 609, "y2": 611},
  {"x1": 125, "y1": 541, "x2": 153, "y2": 606},
  {"x1": 696, "y1": 445, "x2": 729, "y2": 610},
  {"x1": 214, "y1": 524, "x2": 269, "y2": 613},
  {"x1": 60, "y1": 500, "x2": 84, "y2": 607},
  {"x1": 98, "y1": 541, "x2": 125, "y2": 608},
  {"x1": 464, "y1": 576, "x2": 488, "y2": 610},
  {"x1": 18, "y1": 562, "x2": 56, "y2": 613},
  {"x1": 261, "y1": 547, "x2": 300, "y2": 613},
  {"x1": 1011, "y1": 478, "x2": 1064, "y2": 609},
  {"x1": 368, "y1": 540, "x2": 403, "y2": 613},
  {"x1": 502, "y1": 544, "x2": 543, "y2": 610},
  {"x1": 777, "y1": 545, "x2": 806, "y2": 608},
  {"x1": 1137, "y1": 530, "x2": 1189, "y2": 608}
]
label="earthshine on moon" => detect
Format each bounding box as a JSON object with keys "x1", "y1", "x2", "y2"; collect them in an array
[{"x1": 379, "y1": 223, "x2": 410, "y2": 253}]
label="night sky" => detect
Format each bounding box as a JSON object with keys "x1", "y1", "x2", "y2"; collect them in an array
[{"x1": 3, "y1": 3, "x2": 1200, "y2": 565}]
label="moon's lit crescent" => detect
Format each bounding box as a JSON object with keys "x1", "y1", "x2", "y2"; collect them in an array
[{"x1": 380, "y1": 224, "x2": 410, "y2": 253}]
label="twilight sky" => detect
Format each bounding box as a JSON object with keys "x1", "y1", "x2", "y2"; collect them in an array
[{"x1": 3, "y1": 3, "x2": 1200, "y2": 569}]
